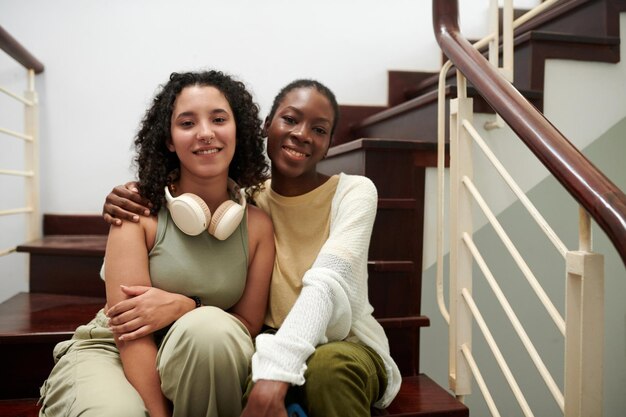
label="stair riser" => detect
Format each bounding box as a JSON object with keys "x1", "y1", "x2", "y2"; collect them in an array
[
  {"x1": 0, "y1": 341, "x2": 58, "y2": 399},
  {"x1": 354, "y1": 100, "x2": 441, "y2": 143},
  {"x1": 29, "y1": 254, "x2": 105, "y2": 298},
  {"x1": 514, "y1": 37, "x2": 620, "y2": 92}
]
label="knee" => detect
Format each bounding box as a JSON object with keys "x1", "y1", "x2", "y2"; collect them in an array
[
  {"x1": 169, "y1": 307, "x2": 250, "y2": 355},
  {"x1": 159, "y1": 306, "x2": 253, "y2": 371},
  {"x1": 77, "y1": 403, "x2": 147, "y2": 417},
  {"x1": 305, "y1": 343, "x2": 365, "y2": 392}
]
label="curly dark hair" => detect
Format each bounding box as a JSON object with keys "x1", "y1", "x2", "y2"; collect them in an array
[{"x1": 133, "y1": 70, "x2": 269, "y2": 212}]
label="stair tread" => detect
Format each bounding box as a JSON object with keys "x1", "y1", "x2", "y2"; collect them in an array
[
  {"x1": 0, "y1": 292, "x2": 104, "y2": 341},
  {"x1": 374, "y1": 374, "x2": 468, "y2": 416},
  {"x1": 355, "y1": 84, "x2": 542, "y2": 132},
  {"x1": 0, "y1": 399, "x2": 39, "y2": 417},
  {"x1": 1, "y1": 375, "x2": 467, "y2": 417},
  {"x1": 16, "y1": 235, "x2": 107, "y2": 257}
]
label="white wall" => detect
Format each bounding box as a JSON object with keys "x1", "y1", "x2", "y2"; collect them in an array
[{"x1": 0, "y1": 0, "x2": 542, "y2": 214}]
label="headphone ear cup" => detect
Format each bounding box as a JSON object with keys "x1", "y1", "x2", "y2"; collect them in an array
[
  {"x1": 209, "y1": 200, "x2": 246, "y2": 240},
  {"x1": 168, "y1": 193, "x2": 212, "y2": 236}
]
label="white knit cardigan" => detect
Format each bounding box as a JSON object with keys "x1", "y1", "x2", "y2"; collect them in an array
[{"x1": 251, "y1": 173, "x2": 401, "y2": 408}]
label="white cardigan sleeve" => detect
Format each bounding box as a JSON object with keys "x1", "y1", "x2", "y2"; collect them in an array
[{"x1": 252, "y1": 174, "x2": 377, "y2": 385}]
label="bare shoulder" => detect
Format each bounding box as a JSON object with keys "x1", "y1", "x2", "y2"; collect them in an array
[{"x1": 107, "y1": 213, "x2": 158, "y2": 251}]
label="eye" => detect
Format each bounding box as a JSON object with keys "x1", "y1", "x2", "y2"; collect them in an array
[
  {"x1": 179, "y1": 120, "x2": 194, "y2": 128},
  {"x1": 313, "y1": 127, "x2": 328, "y2": 135},
  {"x1": 282, "y1": 115, "x2": 296, "y2": 125},
  {"x1": 213, "y1": 116, "x2": 226, "y2": 124}
]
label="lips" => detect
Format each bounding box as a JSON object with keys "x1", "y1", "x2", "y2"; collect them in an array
[
  {"x1": 282, "y1": 145, "x2": 309, "y2": 158},
  {"x1": 193, "y1": 148, "x2": 220, "y2": 155}
]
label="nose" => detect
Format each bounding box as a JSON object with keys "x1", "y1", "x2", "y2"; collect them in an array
[
  {"x1": 291, "y1": 124, "x2": 311, "y2": 143},
  {"x1": 197, "y1": 121, "x2": 215, "y2": 142}
]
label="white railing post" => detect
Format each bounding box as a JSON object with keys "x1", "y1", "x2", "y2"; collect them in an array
[
  {"x1": 24, "y1": 69, "x2": 41, "y2": 241},
  {"x1": 448, "y1": 71, "x2": 474, "y2": 396},
  {"x1": 564, "y1": 208, "x2": 604, "y2": 417}
]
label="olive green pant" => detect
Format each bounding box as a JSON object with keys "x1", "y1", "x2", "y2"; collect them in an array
[
  {"x1": 39, "y1": 307, "x2": 253, "y2": 417},
  {"x1": 244, "y1": 340, "x2": 387, "y2": 417}
]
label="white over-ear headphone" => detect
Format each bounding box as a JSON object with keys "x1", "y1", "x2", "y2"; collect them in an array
[{"x1": 164, "y1": 178, "x2": 247, "y2": 240}]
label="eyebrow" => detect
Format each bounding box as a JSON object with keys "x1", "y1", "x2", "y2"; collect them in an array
[
  {"x1": 174, "y1": 108, "x2": 231, "y2": 119},
  {"x1": 282, "y1": 106, "x2": 332, "y2": 126}
]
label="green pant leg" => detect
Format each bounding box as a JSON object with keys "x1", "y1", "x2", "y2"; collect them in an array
[
  {"x1": 297, "y1": 341, "x2": 387, "y2": 417},
  {"x1": 39, "y1": 311, "x2": 147, "y2": 417},
  {"x1": 244, "y1": 340, "x2": 387, "y2": 417},
  {"x1": 157, "y1": 306, "x2": 254, "y2": 417}
]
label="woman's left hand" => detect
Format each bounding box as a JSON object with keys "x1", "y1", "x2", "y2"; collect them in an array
[{"x1": 106, "y1": 285, "x2": 195, "y2": 341}]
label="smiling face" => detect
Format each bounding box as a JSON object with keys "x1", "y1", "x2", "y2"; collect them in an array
[
  {"x1": 167, "y1": 85, "x2": 236, "y2": 183},
  {"x1": 265, "y1": 87, "x2": 334, "y2": 185}
]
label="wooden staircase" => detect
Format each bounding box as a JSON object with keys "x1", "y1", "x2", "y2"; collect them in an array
[{"x1": 1, "y1": 1, "x2": 624, "y2": 415}]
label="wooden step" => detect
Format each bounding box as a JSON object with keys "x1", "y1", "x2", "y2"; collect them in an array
[
  {"x1": 350, "y1": 84, "x2": 541, "y2": 143},
  {"x1": 16, "y1": 235, "x2": 107, "y2": 297},
  {"x1": 513, "y1": 30, "x2": 620, "y2": 91},
  {"x1": 1, "y1": 375, "x2": 468, "y2": 417},
  {"x1": 373, "y1": 374, "x2": 469, "y2": 416},
  {"x1": 0, "y1": 292, "x2": 105, "y2": 399}
]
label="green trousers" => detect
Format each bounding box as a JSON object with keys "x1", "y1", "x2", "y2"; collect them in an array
[
  {"x1": 244, "y1": 339, "x2": 388, "y2": 417},
  {"x1": 39, "y1": 306, "x2": 253, "y2": 417}
]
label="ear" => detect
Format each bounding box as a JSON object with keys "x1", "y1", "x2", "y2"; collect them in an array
[
  {"x1": 166, "y1": 137, "x2": 175, "y2": 152},
  {"x1": 261, "y1": 117, "x2": 271, "y2": 137}
]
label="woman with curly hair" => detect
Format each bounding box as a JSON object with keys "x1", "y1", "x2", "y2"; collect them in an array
[{"x1": 38, "y1": 70, "x2": 275, "y2": 417}]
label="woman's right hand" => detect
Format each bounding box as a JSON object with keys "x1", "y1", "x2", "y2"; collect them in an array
[{"x1": 103, "y1": 181, "x2": 152, "y2": 226}]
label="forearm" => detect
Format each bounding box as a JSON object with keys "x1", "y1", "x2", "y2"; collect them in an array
[
  {"x1": 118, "y1": 337, "x2": 171, "y2": 417},
  {"x1": 252, "y1": 282, "x2": 335, "y2": 385}
]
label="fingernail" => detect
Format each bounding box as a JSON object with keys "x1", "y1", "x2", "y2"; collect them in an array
[
  {"x1": 131, "y1": 188, "x2": 139, "y2": 193},
  {"x1": 144, "y1": 210, "x2": 150, "y2": 216},
  {"x1": 115, "y1": 219, "x2": 121, "y2": 225},
  {"x1": 132, "y1": 215, "x2": 139, "y2": 222}
]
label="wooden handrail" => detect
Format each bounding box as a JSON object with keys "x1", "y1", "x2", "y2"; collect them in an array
[
  {"x1": 432, "y1": 0, "x2": 626, "y2": 266},
  {"x1": 0, "y1": 25, "x2": 44, "y2": 73}
]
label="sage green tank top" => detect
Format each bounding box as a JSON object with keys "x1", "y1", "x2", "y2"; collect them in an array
[{"x1": 148, "y1": 207, "x2": 248, "y2": 310}]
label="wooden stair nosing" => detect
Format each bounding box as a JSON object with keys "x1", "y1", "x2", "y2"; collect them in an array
[
  {"x1": 16, "y1": 235, "x2": 107, "y2": 257},
  {"x1": 0, "y1": 292, "x2": 105, "y2": 340}
]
